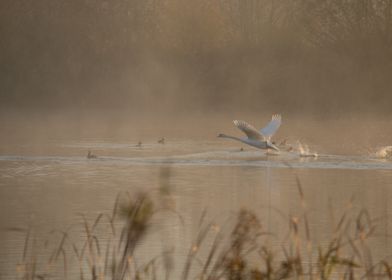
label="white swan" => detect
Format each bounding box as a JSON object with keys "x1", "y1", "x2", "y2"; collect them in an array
[{"x1": 218, "y1": 115, "x2": 281, "y2": 151}]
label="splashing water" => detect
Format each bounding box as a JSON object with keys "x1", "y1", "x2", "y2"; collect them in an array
[
  {"x1": 297, "y1": 141, "x2": 318, "y2": 158},
  {"x1": 375, "y1": 146, "x2": 392, "y2": 159}
]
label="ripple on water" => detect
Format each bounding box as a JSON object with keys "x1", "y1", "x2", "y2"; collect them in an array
[{"x1": 0, "y1": 150, "x2": 392, "y2": 171}]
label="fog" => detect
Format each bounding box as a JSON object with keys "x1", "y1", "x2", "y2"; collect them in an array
[
  {"x1": 1, "y1": 0, "x2": 392, "y2": 144},
  {"x1": 2, "y1": 3, "x2": 392, "y2": 277}
]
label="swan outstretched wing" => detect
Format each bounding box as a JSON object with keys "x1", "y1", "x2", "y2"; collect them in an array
[
  {"x1": 260, "y1": 114, "x2": 281, "y2": 139},
  {"x1": 233, "y1": 120, "x2": 263, "y2": 140}
]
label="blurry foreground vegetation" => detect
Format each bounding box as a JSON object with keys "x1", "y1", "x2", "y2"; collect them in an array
[
  {"x1": 1, "y1": 0, "x2": 392, "y2": 114},
  {"x1": 14, "y1": 170, "x2": 392, "y2": 279}
]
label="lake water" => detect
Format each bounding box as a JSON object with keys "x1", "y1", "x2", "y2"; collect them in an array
[{"x1": 1, "y1": 132, "x2": 392, "y2": 279}]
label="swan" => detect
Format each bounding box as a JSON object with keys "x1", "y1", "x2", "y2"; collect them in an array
[{"x1": 218, "y1": 115, "x2": 281, "y2": 151}]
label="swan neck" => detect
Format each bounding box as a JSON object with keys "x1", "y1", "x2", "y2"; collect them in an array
[{"x1": 221, "y1": 134, "x2": 243, "y2": 142}]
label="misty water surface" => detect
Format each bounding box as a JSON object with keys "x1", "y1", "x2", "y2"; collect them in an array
[{"x1": 1, "y1": 115, "x2": 392, "y2": 278}]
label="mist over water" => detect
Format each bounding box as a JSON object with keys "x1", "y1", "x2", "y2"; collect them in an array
[
  {"x1": 1, "y1": 1, "x2": 392, "y2": 157},
  {"x1": 1, "y1": 110, "x2": 391, "y2": 157},
  {"x1": 1, "y1": 0, "x2": 392, "y2": 117},
  {"x1": 1, "y1": 1, "x2": 392, "y2": 279}
]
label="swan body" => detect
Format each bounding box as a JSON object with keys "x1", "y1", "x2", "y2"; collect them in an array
[
  {"x1": 218, "y1": 115, "x2": 282, "y2": 151},
  {"x1": 218, "y1": 134, "x2": 276, "y2": 150}
]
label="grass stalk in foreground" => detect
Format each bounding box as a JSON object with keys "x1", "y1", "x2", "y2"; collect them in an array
[{"x1": 11, "y1": 173, "x2": 392, "y2": 280}]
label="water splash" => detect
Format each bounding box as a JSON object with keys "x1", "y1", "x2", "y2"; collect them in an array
[
  {"x1": 273, "y1": 139, "x2": 294, "y2": 152},
  {"x1": 375, "y1": 146, "x2": 392, "y2": 159},
  {"x1": 297, "y1": 141, "x2": 318, "y2": 158}
]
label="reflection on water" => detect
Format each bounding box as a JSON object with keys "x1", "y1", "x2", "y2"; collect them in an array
[{"x1": 0, "y1": 140, "x2": 392, "y2": 278}]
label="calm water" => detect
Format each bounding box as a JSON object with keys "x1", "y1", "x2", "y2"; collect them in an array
[{"x1": 1, "y1": 138, "x2": 392, "y2": 279}]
